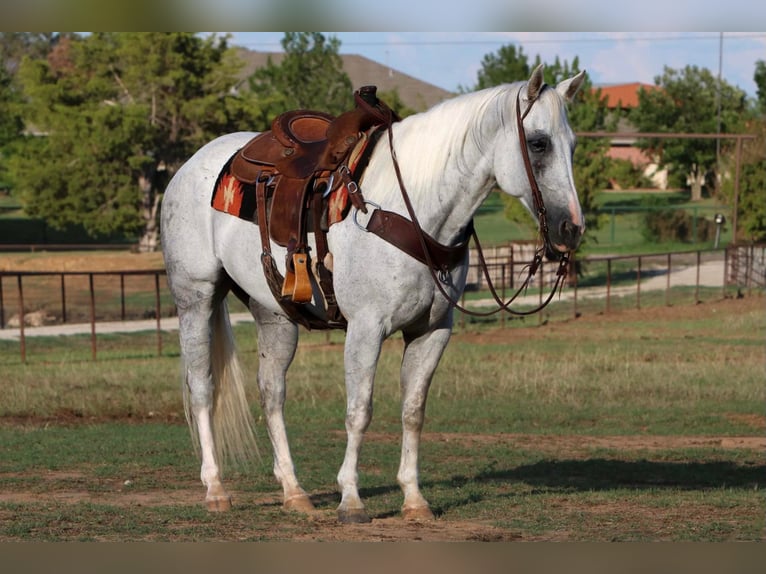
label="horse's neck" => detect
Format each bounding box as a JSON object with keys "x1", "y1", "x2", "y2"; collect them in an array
[{"x1": 365, "y1": 89, "x2": 508, "y2": 245}]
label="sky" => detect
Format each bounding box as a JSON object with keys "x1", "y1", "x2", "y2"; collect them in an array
[{"x1": 227, "y1": 32, "x2": 765, "y2": 99}]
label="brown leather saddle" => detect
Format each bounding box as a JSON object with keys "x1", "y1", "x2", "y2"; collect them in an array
[{"x1": 228, "y1": 86, "x2": 396, "y2": 329}]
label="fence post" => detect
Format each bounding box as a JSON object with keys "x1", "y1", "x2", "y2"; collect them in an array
[
  {"x1": 695, "y1": 251, "x2": 701, "y2": 303},
  {"x1": 60, "y1": 273, "x2": 67, "y2": 324},
  {"x1": 155, "y1": 272, "x2": 162, "y2": 356},
  {"x1": 89, "y1": 273, "x2": 97, "y2": 361},
  {"x1": 120, "y1": 273, "x2": 126, "y2": 321},
  {"x1": 501, "y1": 263, "x2": 506, "y2": 329},
  {"x1": 636, "y1": 256, "x2": 642, "y2": 310},
  {"x1": 0, "y1": 275, "x2": 5, "y2": 329},
  {"x1": 572, "y1": 252, "x2": 578, "y2": 319},
  {"x1": 606, "y1": 259, "x2": 612, "y2": 314},
  {"x1": 665, "y1": 253, "x2": 671, "y2": 306},
  {"x1": 17, "y1": 274, "x2": 26, "y2": 364}
]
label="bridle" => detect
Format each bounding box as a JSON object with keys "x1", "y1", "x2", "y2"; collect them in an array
[{"x1": 383, "y1": 84, "x2": 573, "y2": 317}]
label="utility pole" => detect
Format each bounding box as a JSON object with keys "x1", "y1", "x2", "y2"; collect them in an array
[{"x1": 716, "y1": 32, "x2": 723, "y2": 193}]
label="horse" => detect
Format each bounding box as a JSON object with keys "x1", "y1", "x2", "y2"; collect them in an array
[{"x1": 160, "y1": 65, "x2": 586, "y2": 523}]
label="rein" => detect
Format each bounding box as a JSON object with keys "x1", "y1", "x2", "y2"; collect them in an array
[{"x1": 380, "y1": 86, "x2": 572, "y2": 317}]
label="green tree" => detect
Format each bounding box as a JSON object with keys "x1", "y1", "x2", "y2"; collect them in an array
[
  {"x1": 376, "y1": 88, "x2": 417, "y2": 119},
  {"x1": 472, "y1": 44, "x2": 536, "y2": 91},
  {"x1": 629, "y1": 65, "x2": 749, "y2": 201},
  {"x1": 729, "y1": 119, "x2": 766, "y2": 241},
  {"x1": 754, "y1": 60, "x2": 766, "y2": 116},
  {"x1": 721, "y1": 60, "x2": 766, "y2": 242},
  {"x1": 247, "y1": 32, "x2": 353, "y2": 129},
  {"x1": 0, "y1": 33, "x2": 59, "y2": 192},
  {"x1": 12, "y1": 33, "x2": 260, "y2": 251}
]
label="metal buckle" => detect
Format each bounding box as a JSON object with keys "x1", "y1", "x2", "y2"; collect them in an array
[{"x1": 352, "y1": 201, "x2": 382, "y2": 231}]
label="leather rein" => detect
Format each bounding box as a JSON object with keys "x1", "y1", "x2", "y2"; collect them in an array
[{"x1": 366, "y1": 86, "x2": 572, "y2": 317}]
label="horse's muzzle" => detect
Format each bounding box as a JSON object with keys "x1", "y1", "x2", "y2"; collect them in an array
[{"x1": 546, "y1": 219, "x2": 583, "y2": 260}]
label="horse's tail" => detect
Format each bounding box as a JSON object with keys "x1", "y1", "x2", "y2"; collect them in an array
[{"x1": 183, "y1": 299, "x2": 259, "y2": 472}]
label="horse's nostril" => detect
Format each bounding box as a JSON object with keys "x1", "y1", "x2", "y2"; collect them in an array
[{"x1": 559, "y1": 220, "x2": 582, "y2": 247}]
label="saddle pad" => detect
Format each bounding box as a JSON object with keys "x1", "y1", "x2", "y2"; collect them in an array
[{"x1": 211, "y1": 155, "x2": 257, "y2": 221}]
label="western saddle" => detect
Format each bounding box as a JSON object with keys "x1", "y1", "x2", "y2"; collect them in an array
[{"x1": 228, "y1": 86, "x2": 398, "y2": 330}]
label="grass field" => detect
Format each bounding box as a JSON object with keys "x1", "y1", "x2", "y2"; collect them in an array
[{"x1": 0, "y1": 293, "x2": 763, "y2": 541}]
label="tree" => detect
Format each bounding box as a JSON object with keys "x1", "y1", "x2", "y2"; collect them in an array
[
  {"x1": 754, "y1": 60, "x2": 766, "y2": 116},
  {"x1": 629, "y1": 65, "x2": 749, "y2": 201},
  {"x1": 247, "y1": 32, "x2": 353, "y2": 130},
  {"x1": 12, "y1": 33, "x2": 261, "y2": 251},
  {"x1": 472, "y1": 44, "x2": 536, "y2": 91},
  {"x1": 722, "y1": 60, "x2": 766, "y2": 242},
  {"x1": 376, "y1": 88, "x2": 417, "y2": 119},
  {"x1": 0, "y1": 33, "x2": 58, "y2": 192},
  {"x1": 729, "y1": 119, "x2": 766, "y2": 242}
]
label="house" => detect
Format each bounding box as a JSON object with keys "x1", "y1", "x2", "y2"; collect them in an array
[
  {"x1": 234, "y1": 48, "x2": 454, "y2": 113},
  {"x1": 595, "y1": 82, "x2": 668, "y2": 189}
]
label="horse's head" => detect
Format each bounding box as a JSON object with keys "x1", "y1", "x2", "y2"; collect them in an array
[{"x1": 495, "y1": 65, "x2": 586, "y2": 257}]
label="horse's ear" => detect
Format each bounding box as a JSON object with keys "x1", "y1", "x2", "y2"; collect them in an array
[
  {"x1": 527, "y1": 64, "x2": 545, "y2": 102},
  {"x1": 556, "y1": 70, "x2": 587, "y2": 102}
]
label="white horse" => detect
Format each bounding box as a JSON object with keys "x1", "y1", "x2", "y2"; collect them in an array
[{"x1": 161, "y1": 65, "x2": 586, "y2": 522}]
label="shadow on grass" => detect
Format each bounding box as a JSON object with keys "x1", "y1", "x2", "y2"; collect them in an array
[
  {"x1": 426, "y1": 458, "x2": 764, "y2": 516},
  {"x1": 307, "y1": 457, "x2": 764, "y2": 520},
  {"x1": 481, "y1": 458, "x2": 765, "y2": 490}
]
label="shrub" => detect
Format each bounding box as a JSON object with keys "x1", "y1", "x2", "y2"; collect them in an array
[{"x1": 642, "y1": 200, "x2": 716, "y2": 243}]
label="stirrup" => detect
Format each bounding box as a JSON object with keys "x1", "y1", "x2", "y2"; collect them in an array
[{"x1": 288, "y1": 252, "x2": 312, "y2": 303}]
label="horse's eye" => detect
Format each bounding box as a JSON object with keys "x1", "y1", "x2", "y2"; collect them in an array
[{"x1": 528, "y1": 135, "x2": 549, "y2": 154}]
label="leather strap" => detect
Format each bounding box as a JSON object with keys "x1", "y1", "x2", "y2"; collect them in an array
[
  {"x1": 366, "y1": 209, "x2": 471, "y2": 272},
  {"x1": 515, "y1": 89, "x2": 549, "y2": 239},
  {"x1": 256, "y1": 174, "x2": 335, "y2": 330}
]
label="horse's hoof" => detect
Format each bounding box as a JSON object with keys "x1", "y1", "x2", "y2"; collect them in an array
[
  {"x1": 284, "y1": 494, "x2": 316, "y2": 514},
  {"x1": 206, "y1": 496, "x2": 232, "y2": 512},
  {"x1": 338, "y1": 508, "x2": 372, "y2": 524},
  {"x1": 402, "y1": 505, "x2": 435, "y2": 522}
]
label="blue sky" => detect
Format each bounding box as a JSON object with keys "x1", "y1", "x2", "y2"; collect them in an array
[{"x1": 226, "y1": 32, "x2": 765, "y2": 99}]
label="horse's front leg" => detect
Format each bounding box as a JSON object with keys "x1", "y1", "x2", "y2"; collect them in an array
[
  {"x1": 397, "y1": 325, "x2": 452, "y2": 521},
  {"x1": 251, "y1": 303, "x2": 314, "y2": 514},
  {"x1": 336, "y1": 319, "x2": 385, "y2": 523}
]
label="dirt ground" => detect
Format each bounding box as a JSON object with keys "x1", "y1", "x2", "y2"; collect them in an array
[
  {"x1": 0, "y1": 250, "x2": 166, "y2": 272},
  {"x1": 1, "y1": 431, "x2": 763, "y2": 542}
]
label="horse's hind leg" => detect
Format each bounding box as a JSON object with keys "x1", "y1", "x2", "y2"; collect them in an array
[
  {"x1": 249, "y1": 301, "x2": 314, "y2": 514},
  {"x1": 397, "y1": 325, "x2": 452, "y2": 521},
  {"x1": 177, "y1": 297, "x2": 232, "y2": 511}
]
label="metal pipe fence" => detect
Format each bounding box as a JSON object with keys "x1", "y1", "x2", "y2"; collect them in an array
[{"x1": 1, "y1": 245, "x2": 762, "y2": 363}]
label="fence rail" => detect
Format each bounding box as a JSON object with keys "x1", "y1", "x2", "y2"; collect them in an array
[{"x1": 1, "y1": 245, "x2": 762, "y2": 362}]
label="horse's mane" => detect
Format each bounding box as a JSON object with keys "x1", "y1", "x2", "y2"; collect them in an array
[{"x1": 364, "y1": 81, "x2": 566, "y2": 209}]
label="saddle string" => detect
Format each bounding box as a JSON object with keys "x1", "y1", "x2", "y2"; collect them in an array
[{"x1": 383, "y1": 86, "x2": 571, "y2": 317}]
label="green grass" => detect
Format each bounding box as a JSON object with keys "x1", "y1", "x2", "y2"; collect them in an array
[{"x1": 0, "y1": 295, "x2": 763, "y2": 540}]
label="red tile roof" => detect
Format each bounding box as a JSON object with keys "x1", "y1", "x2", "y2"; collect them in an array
[
  {"x1": 606, "y1": 145, "x2": 652, "y2": 167},
  {"x1": 596, "y1": 82, "x2": 660, "y2": 109}
]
